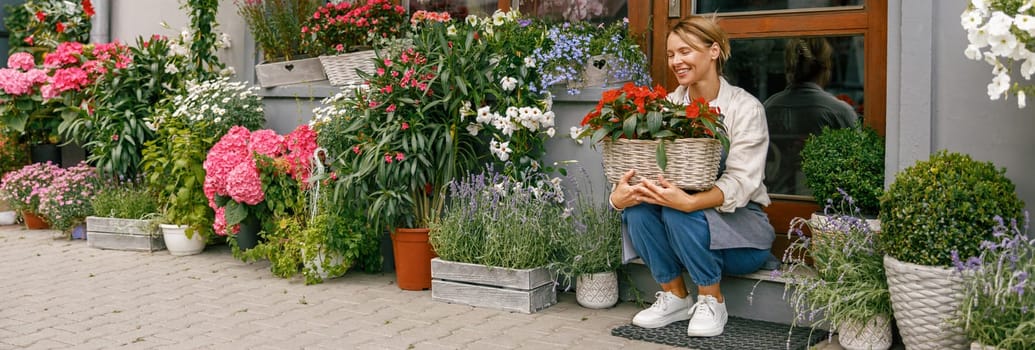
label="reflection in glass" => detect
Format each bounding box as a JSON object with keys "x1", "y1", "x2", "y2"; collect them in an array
[
  {"x1": 518, "y1": 0, "x2": 628, "y2": 22},
  {"x1": 696, "y1": 0, "x2": 863, "y2": 14},
  {"x1": 724, "y1": 36, "x2": 864, "y2": 196},
  {"x1": 408, "y1": 0, "x2": 497, "y2": 19}
]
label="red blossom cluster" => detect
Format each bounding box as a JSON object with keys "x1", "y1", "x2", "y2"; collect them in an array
[{"x1": 303, "y1": 0, "x2": 407, "y2": 54}]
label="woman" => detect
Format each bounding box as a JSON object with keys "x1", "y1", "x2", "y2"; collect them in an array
[{"x1": 610, "y1": 15, "x2": 774, "y2": 337}]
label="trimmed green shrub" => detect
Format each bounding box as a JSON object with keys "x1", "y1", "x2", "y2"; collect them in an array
[
  {"x1": 801, "y1": 126, "x2": 885, "y2": 215},
  {"x1": 879, "y1": 151, "x2": 1025, "y2": 266}
]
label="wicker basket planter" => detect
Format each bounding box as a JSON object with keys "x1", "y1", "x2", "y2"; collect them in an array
[
  {"x1": 838, "y1": 314, "x2": 892, "y2": 350},
  {"x1": 86, "y1": 216, "x2": 164, "y2": 252},
  {"x1": 319, "y1": 50, "x2": 376, "y2": 86},
  {"x1": 254, "y1": 57, "x2": 327, "y2": 88},
  {"x1": 431, "y1": 258, "x2": 556, "y2": 314},
  {"x1": 602, "y1": 138, "x2": 722, "y2": 191},
  {"x1": 883, "y1": 255, "x2": 968, "y2": 350}
]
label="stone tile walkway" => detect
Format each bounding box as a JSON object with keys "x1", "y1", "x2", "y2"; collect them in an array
[{"x1": 0, "y1": 225, "x2": 847, "y2": 349}]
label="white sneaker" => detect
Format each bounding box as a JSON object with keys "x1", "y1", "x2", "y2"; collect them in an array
[
  {"x1": 686, "y1": 295, "x2": 728, "y2": 337},
  {"x1": 631, "y1": 291, "x2": 691, "y2": 328}
]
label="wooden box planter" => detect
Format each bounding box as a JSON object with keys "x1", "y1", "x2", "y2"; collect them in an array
[
  {"x1": 430, "y1": 258, "x2": 556, "y2": 314},
  {"x1": 86, "y1": 216, "x2": 165, "y2": 252},
  {"x1": 254, "y1": 57, "x2": 327, "y2": 88}
]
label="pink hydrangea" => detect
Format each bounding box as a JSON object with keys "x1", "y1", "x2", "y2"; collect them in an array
[
  {"x1": 203, "y1": 126, "x2": 252, "y2": 200},
  {"x1": 48, "y1": 67, "x2": 89, "y2": 93},
  {"x1": 225, "y1": 161, "x2": 264, "y2": 205},
  {"x1": 7, "y1": 52, "x2": 35, "y2": 71},
  {"x1": 249, "y1": 129, "x2": 285, "y2": 157},
  {"x1": 213, "y1": 207, "x2": 228, "y2": 236}
]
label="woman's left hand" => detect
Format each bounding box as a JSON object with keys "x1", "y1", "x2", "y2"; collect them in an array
[{"x1": 634, "y1": 175, "x2": 693, "y2": 212}]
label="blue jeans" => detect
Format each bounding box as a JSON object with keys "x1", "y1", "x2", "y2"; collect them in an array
[{"x1": 624, "y1": 203, "x2": 770, "y2": 286}]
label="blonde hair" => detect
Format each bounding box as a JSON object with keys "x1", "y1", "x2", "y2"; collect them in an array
[{"x1": 669, "y1": 15, "x2": 731, "y2": 74}]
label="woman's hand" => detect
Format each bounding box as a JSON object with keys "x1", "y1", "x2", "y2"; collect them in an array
[
  {"x1": 610, "y1": 170, "x2": 642, "y2": 210},
  {"x1": 635, "y1": 175, "x2": 694, "y2": 212}
]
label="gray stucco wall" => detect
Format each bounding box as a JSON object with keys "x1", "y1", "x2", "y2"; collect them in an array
[{"x1": 889, "y1": 0, "x2": 1035, "y2": 212}]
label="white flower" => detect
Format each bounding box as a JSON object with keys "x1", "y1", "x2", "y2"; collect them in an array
[
  {"x1": 561, "y1": 207, "x2": 573, "y2": 218},
  {"x1": 164, "y1": 63, "x2": 180, "y2": 74},
  {"x1": 218, "y1": 33, "x2": 232, "y2": 49},
  {"x1": 476, "y1": 106, "x2": 493, "y2": 124},
  {"x1": 530, "y1": 160, "x2": 540, "y2": 171},
  {"x1": 500, "y1": 76, "x2": 518, "y2": 92},
  {"x1": 447, "y1": 25, "x2": 458, "y2": 36},
  {"x1": 213, "y1": 117, "x2": 222, "y2": 123},
  {"x1": 542, "y1": 111, "x2": 555, "y2": 127},
  {"x1": 968, "y1": 27, "x2": 990, "y2": 48},
  {"x1": 988, "y1": 33, "x2": 1019, "y2": 57},
  {"x1": 220, "y1": 66, "x2": 236, "y2": 77},
  {"x1": 988, "y1": 71, "x2": 1011, "y2": 100},
  {"x1": 1020, "y1": 53, "x2": 1035, "y2": 79},
  {"x1": 1018, "y1": 90, "x2": 1027, "y2": 108},
  {"x1": 971, "y1": 0, "x2": 989, "y2": 13},
  {"x1": 546, "y1": 127, "x2": 556, "y2": 138},
  {"x1": 961, "y1": 9, "x2": 985, "y2": 31},
  {"x1": 466, "y1": 123, "x2": 483, "y2": 136},
  {"x1": 465, "y1": 15, "x2": 480, "y2": 26},
  {"x1": 491, "y1": 10, "x2": 507, "y2": 26},
  {"x1": 524, "y1": 56, "x2": 536, "y2": 68},
  {"x1": 986, "y1": 11, "x2": 1014, "y2": 36},
  {"x1": 1016, "y1": 14, "x2": 1035, "y2": 32},
  {"x1": 569, "y1": 126, "x2": 584, "y2": 141},
  {"x1": 1021, "y1": 0, "x2": 1034, "y2": 13}
]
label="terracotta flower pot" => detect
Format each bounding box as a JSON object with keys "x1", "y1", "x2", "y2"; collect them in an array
[
  {"x1": 22, "y1": 211, "x2": 50, "y2": 230},
  {"x1": 391, "y1": 228, "x2": 437, "y2": 291}
]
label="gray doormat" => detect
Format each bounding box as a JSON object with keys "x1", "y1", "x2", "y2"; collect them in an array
[{"x1": 611, "y1": 316, "x2": 828, "y2": 350}]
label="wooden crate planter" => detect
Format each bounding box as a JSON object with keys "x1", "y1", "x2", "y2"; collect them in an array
[
  {"x1": 431, "y1": 258, "x2": 556, "y2": 314},
  {"x1": 86, "y1": 216, "x2": 164, "y2": 252},
  {"x1": 254, "y1": 57, "x2": 327, "y2": 88}
]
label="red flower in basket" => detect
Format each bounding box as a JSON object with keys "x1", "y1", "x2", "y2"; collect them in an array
[{"x1": 573, "y1": 83, "x2": 729, "y2": 170}]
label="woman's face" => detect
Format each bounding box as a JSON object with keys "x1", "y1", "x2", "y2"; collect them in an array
[{"x1": 666, "y1": 32, "x2": 719, "y2": 86}]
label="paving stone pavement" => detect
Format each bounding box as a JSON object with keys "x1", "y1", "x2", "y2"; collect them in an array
[{"x1": 0, "y1": 225, "x2": 684, "y2": 350}]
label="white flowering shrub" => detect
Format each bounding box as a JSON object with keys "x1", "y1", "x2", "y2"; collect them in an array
[
  {"x1": 962, "y1": 0, "x2": 1035, "y2": 108},
  {"x1": 166, "y1": 77, "x2": 265, "y2": 137}
]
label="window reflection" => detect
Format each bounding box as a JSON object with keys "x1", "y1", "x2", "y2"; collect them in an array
[
  {"x1": 518, "y1": 0, "x2": 628, "y2": 22},
  {"x1": 696, "y1": 0, "x2": 863, "y2": 14},
  {"x1": 724, "y1": 36, "x2": 864, "y2": 196},
  {"x1": 408, "y1": 0, "x2": 497, "y2": 19}
]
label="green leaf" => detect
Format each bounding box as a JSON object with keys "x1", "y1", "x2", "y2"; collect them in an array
[
  {"x1": 656, "y1": 141, "x2": 668, "y2": 170},
  {"x1": 623, "y1": 116, "x2": 636, "y2": 139},
  {"x1": 646, "y1": 111, "x2": 662, "y2": 135}
]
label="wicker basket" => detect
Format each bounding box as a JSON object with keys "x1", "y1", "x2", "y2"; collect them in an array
[
  {"x1": 883, "y1": 255, "x2": 968, "y2": 350},
  {"x1": 602, "y1": 138, "x2": 722, "y2": 191},
  {"x1": 319, "y1": 50, "x2": 377, "y2": 86}
]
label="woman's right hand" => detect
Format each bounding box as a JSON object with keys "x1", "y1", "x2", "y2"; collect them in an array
[{"x1": 610, "y1": 169, "x2": 642, "y2": 210}]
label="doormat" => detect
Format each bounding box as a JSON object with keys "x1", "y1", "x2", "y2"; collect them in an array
[{"x1": 611, "y1": 316, "x2": 829, "y2": 350}]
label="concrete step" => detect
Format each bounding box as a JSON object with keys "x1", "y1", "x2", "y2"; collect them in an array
[{"x1": 619, "y1": 259, "x2": 802, "y2": 326}]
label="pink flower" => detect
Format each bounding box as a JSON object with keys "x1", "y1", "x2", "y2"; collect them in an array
[
  {"x1": 386, "y1": 104, "x2": 396, "y2": 112},
  {"x1": 213, "y1": 207, "x2": 229, "y2": 236},
  {"x1": 249, "y1": 129, "x2": 285, "y2": 157},
  {"x1": 401, "y1": 122, "x2": 409, "y2": 130},
  {"x1": 226, "y1": 161, "x2": 264, "y2": 205},
  {"x1": 384, "y1": 154, "x2": 393, "y2": 163},
  {"x1": 7, "y1": 53, "x2": 35, "y2": 71},
  {"x1": 395, "y1": 152, "x2": 405, "y2": 161},
  {"x1": 352, "y1": 145, "x2": 361, "y2": 154}
]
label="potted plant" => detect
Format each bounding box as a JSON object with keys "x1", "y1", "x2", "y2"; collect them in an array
[
  {"x1": 0, "y1": 162, "x2": 62, "y2": 229},
  {"x1": 553, "y1": 175, "x2": 623, "y2": 309},
  {"x1": 951, "y1": 215, "x2": 1034, "y2": 350},
  {"x1": 5, "y1": 0, "x2": 94, "y2": 58},
  {"x1": 236, "y1": 0, "x2": 325, "y2": 87},
  {"x1": 429, "y1": 169, "x2": 567, "y2": 313},
  {"x1": 305, "y1": 0, "x2": 407, "y2": 86},
  {"x1": 142, "y1": 77, "x2": 265, "y2": 255},
  {"x1": 532, "y1": 19, "x2": 650, "y2": 95},
  {"x1": 0, "y1": 51, "x2": 60, "y2": 161},
  {"x1": 203, "y1": 125, "x2": 315, "y2": 253},
  {"x1": 879, "y1": 151, "x2": 1025, "y2": 350},
  {"x1": 782, "y1": 194, "x2": 893, "y2": 350},
  {"x1": 573, "y1": 83, "x2": 730, "y2": 190},
  {"x1": 800, "y1": 126, "x2": 884, "y2": 218},
  {"x1": 0, "y1": 131, "x2": 29, "y2": 224},
  {"x1": 36, "y1": 162, "x2": 100, "y2": 238},
  {"x1": 86, "y1": 179, "x2": 163, "y2": 251}
]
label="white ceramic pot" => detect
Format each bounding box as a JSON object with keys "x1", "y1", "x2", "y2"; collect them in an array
[
  {"x1": 838, "y1": 314, "x2": 893, "y2": 350},
  {"x1": 160, "y1": 224, "x2": 205, "y2": 256},
  {"x1": 0, "y1": 211, "x2": 17, "y2": 225},
  {"x1": 576, "y1": 271, "x2": 619, "y2": 309}
]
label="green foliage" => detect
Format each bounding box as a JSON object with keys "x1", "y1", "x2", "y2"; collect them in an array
[
  {"x1": 0, "y1": 132, "x2": 29, "y2": 176},
  {"x1": 141, "y1": 116, "x2": 215, "y2": 240},
  {"x1": 6, "y1": 0, "x2": 93, "y2": 58},
  {"x1": 430, "y1": 170, "x2": 566, "y2": 269},
  {"x1": 60, "y1": 36, "x2": 192, "y2": 179},
  {"x1": 952, "y1": 217, "x2": 1035, "y2": 349},
  {"x1": 553, "y1": 176, "x2": 622, "y2": 279},
  {"x1": 879, "y1": 151, "x2": 1025, "y2": 266},
  {"x1": 782, "y1": 198, "x2": 892, "y2": 333},
  {"x1": 236, "y1": 0, "x2": 320, "y2": 62},
  {"x1": 91, "y1": 180, "x2": 158, "y2": 219},
  {"x1": 183, "y1": 0, "x2": 225, "y2": 79},
  {"x1": 800, "y1": 126, "x2": 885, "y2": 215}
]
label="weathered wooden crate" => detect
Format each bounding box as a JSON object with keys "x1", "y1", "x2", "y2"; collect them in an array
[
  {"x1": 86, "y1": 216, "x2": 165, "y2": 252},
  {"x1": 431, "y1": 258, "x2": 556, "y2": 314}
]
